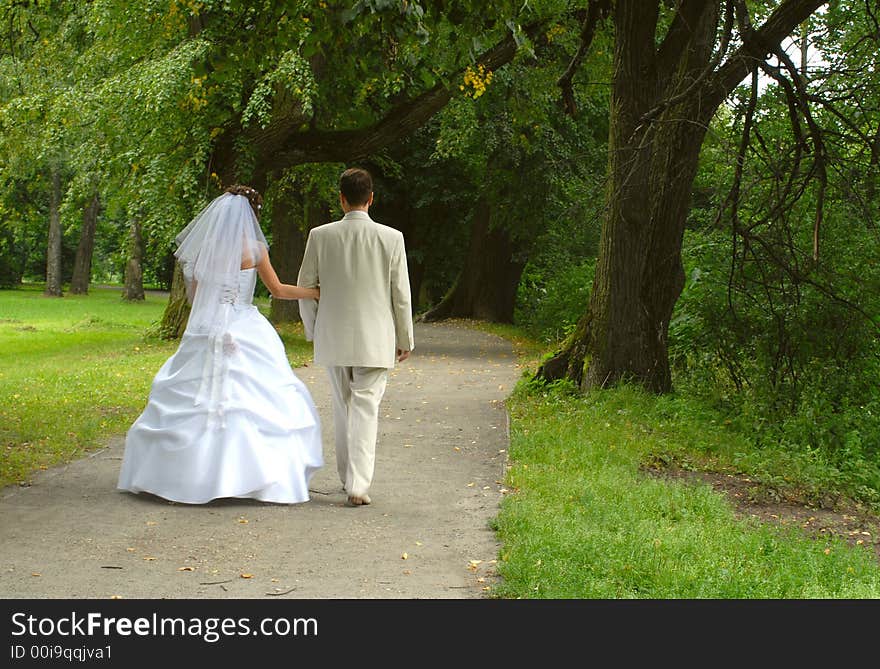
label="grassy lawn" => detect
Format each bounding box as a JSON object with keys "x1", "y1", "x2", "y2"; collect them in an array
[
  {"x1": 475, "y1": 323, "x2": 880, "y2": 598},
  {"x1": 0, "y1": 284, "x2": 312, "y2": 489}
]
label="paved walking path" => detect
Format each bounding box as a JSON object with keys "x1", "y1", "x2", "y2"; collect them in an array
[{"x1": 0, "y1": 322, "x2": 521, "y2": 599}]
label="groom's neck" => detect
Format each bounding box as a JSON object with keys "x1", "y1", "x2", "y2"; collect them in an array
[{"x1": 340, "y1": 192, "x2": 373, "y2": 214}]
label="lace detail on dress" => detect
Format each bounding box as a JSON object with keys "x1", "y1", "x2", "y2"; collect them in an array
[{"x1": 193, "y1": 270, "x2": 258, "y2": 427}]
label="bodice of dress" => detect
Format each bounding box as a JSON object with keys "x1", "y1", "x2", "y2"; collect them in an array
[
  {"x1": 236, "y1": 268, "x2": 257, "y2": 306},
  {"x1": 193, "y1": 267, "x2": 258, "y2": 425}
]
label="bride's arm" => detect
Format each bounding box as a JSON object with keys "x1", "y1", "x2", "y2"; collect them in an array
[{"x1": 256, "y1": 252, "x2": 319, "y2": 300}]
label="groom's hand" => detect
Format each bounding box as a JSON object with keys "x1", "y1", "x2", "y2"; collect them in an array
[{"x1": 397, "y1": 349, "x2": 410, "y2": 362}]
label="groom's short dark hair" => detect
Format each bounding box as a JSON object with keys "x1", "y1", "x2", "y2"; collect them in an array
[{"x1": 340, "y1": 167, "x2": 373, "y2": 206}]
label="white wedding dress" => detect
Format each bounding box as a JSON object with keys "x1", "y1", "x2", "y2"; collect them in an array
[{"x1": 117, "y1": 268, "x2": 323, "y2": 504}]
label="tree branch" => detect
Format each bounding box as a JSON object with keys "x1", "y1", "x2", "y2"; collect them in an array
[
  {"x1": 556, "y1": 0, "x2": 611, "y2": 117},
  {"x1": 741, "y1": 227, "x2": 879, "y2": 332},
  {"x1": 865, "y1": 0, "x2": 880, "y2": 35},
  {"x1": 258, "y1": 21, "x2": 545, "y2": 174},
  {"x1": 771, "y1": 45, "x2": 827, "y2": 265},
  {"x1": 704, "y1": 0, "x2": 827, "y2": 113},
  {"x1": 722, "y1": 70, "x2": 759, "y2": 323}
]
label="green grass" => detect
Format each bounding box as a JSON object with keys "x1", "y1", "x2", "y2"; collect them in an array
[
  {"x1": 0, "y1": 284, "x2": 313, "y2": 488},
  {"x1": 493, "y1": 381, "x2": 880, "y2": 598}
]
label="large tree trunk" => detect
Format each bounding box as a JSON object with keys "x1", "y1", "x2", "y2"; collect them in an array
[
  {"x1": 44, "y1": 168, "x2": 63, "y2": 297},
  {"x1": 538, "y1": 0, "x2": 715, "y2": 392},
  {"x1": 70, "y1": 192, "x2": 99, "y2": 295},
  {"x1": 158, "y1": 263, "x2": 189, "y2": 339},
  {"x1": 537, "y1": 0, "x2": 825, "y2": 393},
  {"x1": 370, "y1": 193, "x2": 426, "y2": 313},
  {"x1": 122, "y1": 215, "x2": 145, "y2": 302},
  {"x1": 421, "y1": 199, "x2": 526, "y2": 323}
]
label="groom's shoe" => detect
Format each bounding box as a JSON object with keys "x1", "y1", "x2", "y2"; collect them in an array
[{"x1": 346, "y1": 494, "x2": 371, "y2": 507}]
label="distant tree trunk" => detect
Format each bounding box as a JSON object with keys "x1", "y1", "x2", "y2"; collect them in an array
[
  {"x1": 158, "y1": 263, "x2": 189, "y2": 339},
  {"x1": 122, "y1": 215, "x2": 145, "y2": 302},
  {"x1": 408, "y1": 258, "x2": 426, "y2": 314},
  {"x1": 421, "y1": 199, "x2": 526, "y2": 323},
  {"x1": 537, "y1": 0, "x2": 824, "y2": 393},
  {"x1": 70, "y1": 192, "x2": 100, "y2": 295},
  {"x1": 44, "y1": 168, "x2": 63, "y2": 297},
  {"x1": 268, "y1": 187, "x2": 323, "y2": 324},
  {"x1": 370, "y1": 195, "x2": 424, "y2": 313}
]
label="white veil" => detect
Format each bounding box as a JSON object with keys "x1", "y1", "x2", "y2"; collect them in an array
[{"x1": 173, "y1": 192, "x2": 268, "y2": 425}]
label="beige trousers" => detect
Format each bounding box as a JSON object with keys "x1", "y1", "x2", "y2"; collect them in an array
[{"x1": 326, "y1": 366, "x2": 389, "y2": 497}]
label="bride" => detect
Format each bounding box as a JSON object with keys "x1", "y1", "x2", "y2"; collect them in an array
[{"x1": 117, "y1": 185, "x2": 324, "y2": 504}]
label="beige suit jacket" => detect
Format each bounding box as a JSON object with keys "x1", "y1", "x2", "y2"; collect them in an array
[{"x1": 297, "y1": 210, "x2": 415, "y2": 369}]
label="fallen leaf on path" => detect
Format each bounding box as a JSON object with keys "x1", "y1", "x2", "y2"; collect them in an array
[
  {"x1": 110, "y1": 595, "x2": 123, "y2": 599},
  {"x1": 237, "y1": 518, "x2": 249, "y2": 524},
  {"x1": 126, "y1": 548, "x2": 135, "y2": 552},
  {"x1": 145, "y1": 521, "x2": 157, "y2": 526},
  {"x1": 467, "y1": 560, "x2": 482, "y2": 571},
  {"x1": 178, "y1": 566, "x2": 194, "y2": 572},
  {"x1": 240, "y1": 573, "x2": 254, "y2": 579},
  {"x1": 401, "y1": 553, "x2": 408, "y2": 560},
  {"x1": 143, "y1": 557, "x2": 156, "y2": 561},
  {"x1": 31, "y1": 573, "x2": 41, "y2": 577}
]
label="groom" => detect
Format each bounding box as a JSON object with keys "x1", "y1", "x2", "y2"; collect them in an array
[{"x1": 297, "y1": 167, "x2": 415, "y2": 507}]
